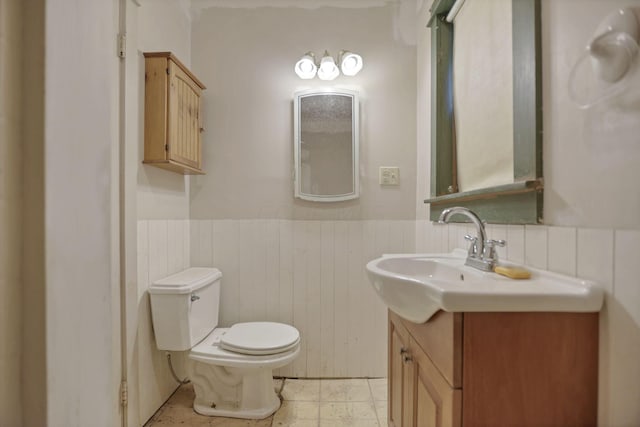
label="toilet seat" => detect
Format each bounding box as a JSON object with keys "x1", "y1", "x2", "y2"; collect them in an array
[
  {"x1": 189, "y1": 327, "x2": 300, "y2": 369},
  {"x1": 220, "y1": 322, "x2": 300, "y2": 355}
]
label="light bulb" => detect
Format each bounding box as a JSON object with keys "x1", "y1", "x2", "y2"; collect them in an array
[
  {"x1": 344, "y1": 57, "x2": 358, "y2": 69},
  {"x1": 295, "y1": 53, "x2": 317, "y2": 79},
  {"x1": 317, "y1": 51, "x2": 340, "y2": 81},
  {"x1": 300, "y1": 61, "x2": 314, "y2": 73},
  {"x1": 340, "y1": 51, "x2": 363, "y2": 76}
]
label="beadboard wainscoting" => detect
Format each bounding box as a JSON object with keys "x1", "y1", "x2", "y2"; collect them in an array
[
  {"x1": 137, "y1": 219, "x2": 415, "y2": 380},
  {"x1": 137, "y1": 220, "x2": 191, "y2": 424},
  {"x1": 137, "y1": 219, "x2": 640, "y2": 425},
  {"x1": 188, "y1": 219, "x2": 416, "y2": 378}
]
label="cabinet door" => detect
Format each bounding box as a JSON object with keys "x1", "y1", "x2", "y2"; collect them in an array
[
  {"x1": 143, "y1": 57, "x2": 170, "y2": 163},
  {"x1": 389, "y1": 316, "x2": 412, "y2": 427},
  {"x1": 168, "y1": 60, "x2": 202, "y2": 169},
  {"x1": 410, "y1": 337, "x2": 461, "y2": 427}
]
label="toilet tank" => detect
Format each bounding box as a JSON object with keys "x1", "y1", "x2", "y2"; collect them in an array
[{"x1": 148, "y1": 267, "x2": 222, "y2": 351}]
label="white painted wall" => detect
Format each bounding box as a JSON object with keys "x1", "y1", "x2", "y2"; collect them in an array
[
  {"x1": 129, "y1": 1, "x2": 195, "y2": 424},
  {"x1": 137, "y1": 0, "x2": 192, "y2": 220},
  {"x1": 415, "y1": 1, "x2": 431, "y2": 221},
  {"x1": 0, "y1": 0, "x2": 23, "y2": 425},
  {"x1": 182, "y1": 4, "x2": 417, "y2": 380},
  {"x1": 189, "y1": 5, "x2": 417, "y2": 220},
  {"x1": 542, "y1": 1, "x2": 640, "y2": 229},
  {"x1": 123, "y1": 2, "x2": 141, "y2": 426},
  {"x1": 44, "y1": 0, "x2": 120, "y2": 426},
  {"x1": 416, "y1": 1, "x2": 640, "y2": 425}
]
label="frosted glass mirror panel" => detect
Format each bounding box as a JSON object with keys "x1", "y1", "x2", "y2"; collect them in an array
[{"x1": 294, "y1": 89, "x2": 359, "y2": 202}]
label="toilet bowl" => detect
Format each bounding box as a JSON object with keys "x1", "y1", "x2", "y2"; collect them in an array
[{"x1": 148, "y1": 268, "x2": 300, "y2": 419}]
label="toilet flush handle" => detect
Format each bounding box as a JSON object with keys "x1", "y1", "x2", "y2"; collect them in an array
[{"x1": 190, "y1": 293, "x2": 200, "y2": 302}]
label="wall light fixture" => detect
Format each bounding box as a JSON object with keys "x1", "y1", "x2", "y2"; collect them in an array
[
  {"x1": 339, "y1": 51, "x2": 364, "y2": 76},
  {"x1": 294, "y1": 50, "x2": 363, "y2": 80},
  {"x1": 294, "y1": 52, "x2": 317, "y2": 79}
]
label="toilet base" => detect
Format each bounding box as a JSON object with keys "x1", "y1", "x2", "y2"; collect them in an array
[
  {"x1": 193, "y1": 396, "x2": 280, "y2": 419},
  {"x1": 188, "y1": 360, "x2": 282, "y2": 419}
]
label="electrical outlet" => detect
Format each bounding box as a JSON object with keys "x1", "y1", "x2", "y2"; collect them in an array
[{"x1": 379, "y1": 167, "x2": 400, "y2": 185}]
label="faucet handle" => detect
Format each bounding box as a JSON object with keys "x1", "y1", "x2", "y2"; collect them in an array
[
  {"x1": 483, "y1": 239, "x2": 506, "y2": 261},
  {"x1": 464, "y1": 235, "x2": 479, "y2": 256}
]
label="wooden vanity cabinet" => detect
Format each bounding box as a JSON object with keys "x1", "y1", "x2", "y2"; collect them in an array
[
  {"x1": 388, "y1": 309, "x2": 598, "y2": 427},
  {"x1": 143, "y1": 52, "x2": 206, "y2": 175},
  {"x1": 389, "y1": 310, "x2": 462, "y2": 427}
]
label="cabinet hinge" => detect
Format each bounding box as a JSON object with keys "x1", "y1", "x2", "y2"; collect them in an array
[
  {"x1": 117, "y1": 33, "x2": 126, "y2": 59},
  {"x1": 166, "y1": 68, "x2": 170, "y2": 75},
  {"x1": 120, "y1": 381, "x2": 128, "y2": 407},
  {"x1": 165, "y1": 144, "x2": 169, "y2": 152}
]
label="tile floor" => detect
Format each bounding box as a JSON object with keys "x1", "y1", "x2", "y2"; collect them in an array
[{"x1": 145, "y1": 378, "x2": 388, "y2": 427}]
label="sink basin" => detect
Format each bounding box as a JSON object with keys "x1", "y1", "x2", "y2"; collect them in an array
[{"x1": 366, "y1": 249, "x2": 604, "y2": 323}]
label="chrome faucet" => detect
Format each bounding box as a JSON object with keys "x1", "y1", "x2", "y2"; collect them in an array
[{"x1": 437, "y1": 207, "x2": 506, "y2": 272}]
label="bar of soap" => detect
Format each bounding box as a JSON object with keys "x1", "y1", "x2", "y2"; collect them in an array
[{"x1": 494, "y1": 266, "x2": 531, "y2": 280}]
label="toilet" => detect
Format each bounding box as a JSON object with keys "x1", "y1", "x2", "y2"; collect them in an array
[{"x1": 148, "y1": 267, "x2": 300, "y2": 419}]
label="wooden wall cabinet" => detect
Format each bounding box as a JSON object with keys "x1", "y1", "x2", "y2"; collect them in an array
[
  {"x1": 143, "y1": 52, "x2": 206, "y2": 175},
  {"x1": 388, "y1": 309, "x2": 598, "y2": 427}
]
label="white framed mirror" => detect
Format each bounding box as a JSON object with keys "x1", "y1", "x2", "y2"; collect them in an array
[{"x1": 293, "y1": 88, "x2": 359, "y2": 202}]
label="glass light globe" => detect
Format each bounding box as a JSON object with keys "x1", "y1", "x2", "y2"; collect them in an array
[
  {"x1": 340, "y1": 51, "x2": 363, "y2": 76},
  {"x1": 317, "y1": 53, "x2": 340, "y2": 81},
  {"x1": 295, "y1": 54, "x2": 317, "y2": 79}
]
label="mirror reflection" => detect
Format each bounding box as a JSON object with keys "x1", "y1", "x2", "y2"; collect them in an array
[
  {"x1": 453, "y1": 0, "x2": 514, "y2": 192},
  {"x1": 426, "y1": 0, "x2": 542, "y2": 224},
  {"x1": 294, "y1": 89, "x2": 359, "y2": 202}
]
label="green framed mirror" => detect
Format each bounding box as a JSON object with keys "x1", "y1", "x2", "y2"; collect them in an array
[{"x1": 424, "y1": 0, "x2": 543, "y2": 224}]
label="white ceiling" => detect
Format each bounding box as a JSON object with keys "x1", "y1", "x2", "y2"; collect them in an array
[{"x1": 191, "y1": 0, "x2": 401, "y2": 10}]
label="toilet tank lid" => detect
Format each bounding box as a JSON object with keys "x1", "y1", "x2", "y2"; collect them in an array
[{"x1": 149, "y1": 268, "x2": 222, "y2": 295}]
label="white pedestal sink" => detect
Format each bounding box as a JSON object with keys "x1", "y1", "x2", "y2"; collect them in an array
[{"x1": 366, "y1": 249, "x2": 604, "y2": 323}]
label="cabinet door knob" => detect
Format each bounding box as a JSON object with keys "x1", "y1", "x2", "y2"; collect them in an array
[
  {"x1": 403, "y1": 354, "x2": 413, "y2": 363},
  {"x1": 400, "y1": 347, "x2": 408, "y2": 355}
]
